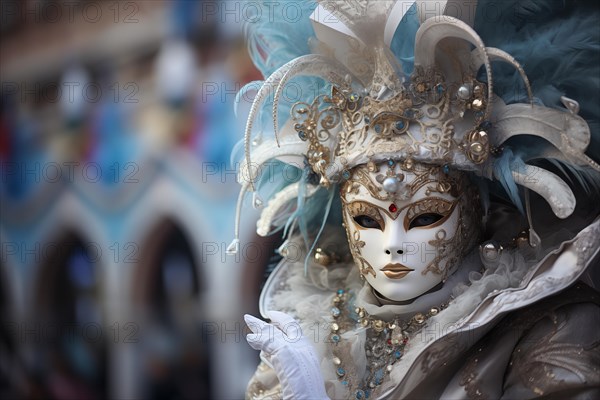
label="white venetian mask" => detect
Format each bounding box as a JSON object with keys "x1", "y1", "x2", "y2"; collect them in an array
[{"x1": 340, "y1": 160, "x2": 481, "y2": 302}]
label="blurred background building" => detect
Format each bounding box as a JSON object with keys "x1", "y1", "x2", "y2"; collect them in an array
[{"x1": 1, "y1": 1, "x2": 273, "y2": 398}]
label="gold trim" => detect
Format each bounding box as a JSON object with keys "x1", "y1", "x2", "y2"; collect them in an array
[
  {"x1": 346, "y1": 201, "x2": 386, "y2": 231},
  {"x1": 404, "y1": 197, "x2": 457, "y2": 231}
]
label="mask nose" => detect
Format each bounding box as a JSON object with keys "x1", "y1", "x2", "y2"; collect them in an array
[
  {"x1": 385, "y1": 248, "x2": 404, "y2": 255},
  {"x1": 384, "y1": 222, "x2": 406, "y2": 256}
]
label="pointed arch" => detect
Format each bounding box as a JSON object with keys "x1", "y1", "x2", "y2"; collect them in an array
[
  {"x1": 132, "y1": 217, "x2": 202, "y2": 308},
  {"x1": 131, "y1": 216, "x2": 212, "y2": 399},
  {"x1": 34, "y1": 230, "x2": 107, "y2": 399}
]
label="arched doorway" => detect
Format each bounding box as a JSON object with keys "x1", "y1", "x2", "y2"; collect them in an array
[
  {"x1": 134, "y1": 218, "x2": 211, "y2": 399},
  {"x1": 35, "y1": 232, "x2": 106, "y2": 400}
]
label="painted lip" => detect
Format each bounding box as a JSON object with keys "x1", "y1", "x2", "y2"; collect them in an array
[{"x1": 380, "y1": 263, "x2": 414, "y2": 279}]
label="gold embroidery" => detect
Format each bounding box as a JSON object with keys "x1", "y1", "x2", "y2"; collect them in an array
[
  {"x1": 458, "y1": 351, "x2": 489, "y2": 400},
  {"x1": 511, "y1": 312, "x2": 600, "y2": 396}
]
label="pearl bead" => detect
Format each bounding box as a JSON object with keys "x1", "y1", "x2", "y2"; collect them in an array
[
  {"x1": 457, "y1": 84, "x2": 471, "y2": 99},
  {"x1": 414, "y1": 313, "x2": 426, "y2": 324},
  {"x1": 314, "y1": 248, "x2": 331, "y2": 266},
  {"x1": 480, "y1": 241, "x2": 502, "y2": 261},
  {"x1": 470, "y1": 142, "x2": 484, "y2": 155},
  {"x1": 383, "y1": 177, "x2": 399, "y2": 193},
  {"x1": 373, "y1": 320, "x2": 385, "y2": 332},
  {"x1": 472, "y1": 98, "x2": 484, "y2": 110}
]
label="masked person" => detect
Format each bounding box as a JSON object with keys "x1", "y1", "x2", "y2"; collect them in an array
[{"x1": 229, "y1": 1, "x2": 600, "y2": 399}]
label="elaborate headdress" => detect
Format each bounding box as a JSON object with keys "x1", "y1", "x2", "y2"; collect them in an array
[{"x1": 229, "y1": 0, "x2": 600, "y2": 255}]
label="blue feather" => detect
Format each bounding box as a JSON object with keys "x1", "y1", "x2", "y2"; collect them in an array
[
  {"x1": 476, "y1": 0, "x2": 600, "y2": 164},
  {"x1": 244, "y1": 1, "x2": 317, "y2": 78},
  {"x1": 492, "y1": 148, "x2": 525, "y2": 214},
  {"x1": 304, "y1": 186, "x2": 336, "y2": 274},
  {"x1": 389, "y1": 2, "x2": 419, "y2": 74}
]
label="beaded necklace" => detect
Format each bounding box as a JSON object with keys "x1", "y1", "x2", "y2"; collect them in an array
[{"x1": 329, "y1": 289, "x2": 448, "y2": 399}]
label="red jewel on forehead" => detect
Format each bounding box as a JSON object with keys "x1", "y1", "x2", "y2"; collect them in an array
[{"x1": 389, "y1": 204, "x2": 398, "y2": 213}]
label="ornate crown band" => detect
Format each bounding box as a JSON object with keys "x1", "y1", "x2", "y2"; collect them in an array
[{"x1": 292, "y1": 61, "x2": 493, "y2": 188}]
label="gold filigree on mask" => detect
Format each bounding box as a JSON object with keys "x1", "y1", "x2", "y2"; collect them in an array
[
  {"x1": 341, "y1": 161, "x2": 461, "y2": 203},
  {"x1": 341, "y1": 213, "x2": 376, "y2": 279},
  {"x1": 406, "y1": 163, "x2": 444, "y2": 197},
  {"x1": 342, "y1": 167, "x2": 391, "y2": 202},
  {"x1": 423, "y1": 228, "x2": 458, "y2": 277},
  {"x1": 422, "y1": 186, "x2": 483, "y2": 279}
]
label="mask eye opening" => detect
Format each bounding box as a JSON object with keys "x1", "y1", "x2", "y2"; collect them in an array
[
  {"x1": 353, "y1": 215, "x2": 382, "y2": 230},
  {"x1": 408, "y1": 213, "x2": 445, "y2": 230}
]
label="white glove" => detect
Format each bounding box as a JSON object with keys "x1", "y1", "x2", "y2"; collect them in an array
[{"x1": 244, "y1": 311, "x2": 329, "y2": 400}]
